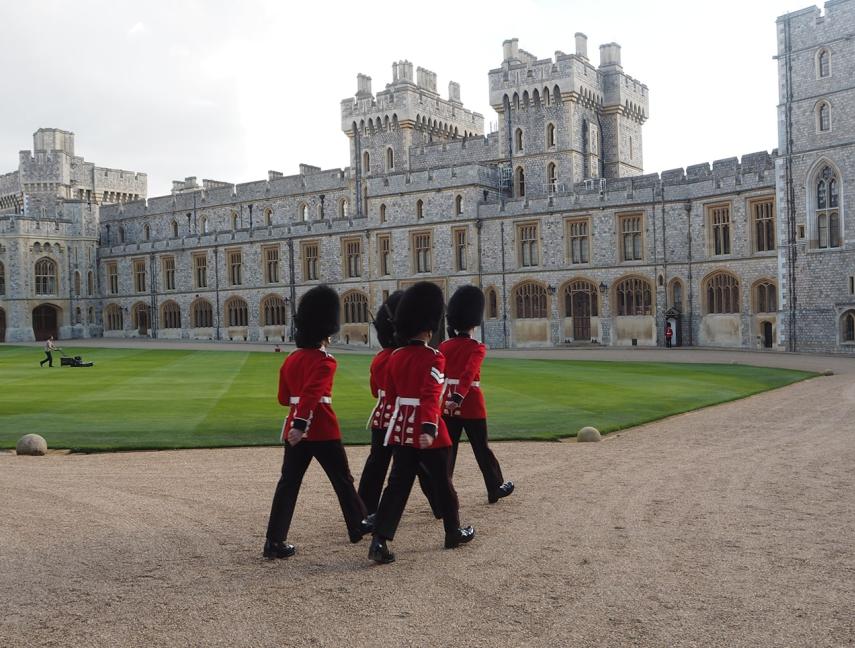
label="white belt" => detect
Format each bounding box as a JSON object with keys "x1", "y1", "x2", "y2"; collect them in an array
[
  {"x1": 396, "y1": 397, "x2": 420, "y2": 406},
  {"x1": 446, "y1": 379, "x2": 480, "y2": 387},
  {"x1": 289, "y1": 396, "x2": 332, "y2": 404}
]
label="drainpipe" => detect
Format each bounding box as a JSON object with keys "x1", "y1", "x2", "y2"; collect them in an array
[
  {"x1": 214, "y1": 245, "x2": 221, "y2": 341},
  {"x1": 783, "y1": 16, "x2": 798, "y2": 352},
  {"x1": 686, "y1": 203, "x2": 694, "y2": 346},
  {"x1": 287, "y1": 238, "x2": 296, "y2": 342},
  {"x1": 149, "y1": 252, "x2": 157, "y2": 339},
  {"x1": 476, "y1": 216, "x2": 484, "y2": 341},
  {"x1": 651, "y1": 185, "x2": 659, "y2": 345},
  {"x1": 500, "y1": 220, "x2": 508, "y2": 348}
]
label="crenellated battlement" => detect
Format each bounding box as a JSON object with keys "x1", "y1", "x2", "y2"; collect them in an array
[
  {"x1": 100, "y1": 166, "x2": 352, "y2": 221},
  {"x1": 488, "y1": 36, "x2": 648, "y2": 119},
  {"x1": 341, "y1": 60, "x2": 484, "y2": 138}
]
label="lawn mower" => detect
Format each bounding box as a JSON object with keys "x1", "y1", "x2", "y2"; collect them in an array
[{"x1": 58, "y1": 349, "x2": 94, "y2": 367}]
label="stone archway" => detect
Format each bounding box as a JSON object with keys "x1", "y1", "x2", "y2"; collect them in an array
[{"x1": 32, "y1": 304, "x2": 60, "y2": 341}]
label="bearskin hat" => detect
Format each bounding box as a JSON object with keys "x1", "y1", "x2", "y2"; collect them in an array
[
  {"x1": 294, "y1": 285, "x2": 340, "y2": 348},
  {"x1": 394, "y1": 282, "x2": 445, "y2": 342},
  {"x1": 374, "y1": 290, "x2": 404, "y2": 349},
  {"x1": 447, "y1": 285, "x2": 485, "y2": 336}
]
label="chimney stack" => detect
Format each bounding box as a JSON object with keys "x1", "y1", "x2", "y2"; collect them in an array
[
  {"x1": 599, "y1": 42, "x2": 622, "y2": 68},
  {"x1": 575, "y1": 32, "x2": 588, "y2": 59},
  {"x1": 502, "y1": 38, "x2": 519, "y2": 62}
]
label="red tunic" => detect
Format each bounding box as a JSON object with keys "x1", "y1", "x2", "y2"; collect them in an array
[
  {"x1": 439, "y1": 335, "x2": 487, "y2": 419},
  {"x1": 368, "y1": 348, "x2": 395, "y2": 430},
  {"x1": 277, "y1": 347, "x2": 340, "y2": 442},
  {"x1": 384, "y1": 341, "x2": 451, "y2": 449}
]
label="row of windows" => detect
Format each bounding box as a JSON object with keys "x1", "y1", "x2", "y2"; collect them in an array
[
  {"x1": 483, "y1": 273, "x2": 779, "y2": 320},
  {"x1": 106, "y1": 193, "x2": 475, "y2": 246},
  {"x1": 95, "y1": 203, "x2": 777, "y2": 298},
  {"x1": 101, "y1": 291, "x2": 371, "y2": 332}
]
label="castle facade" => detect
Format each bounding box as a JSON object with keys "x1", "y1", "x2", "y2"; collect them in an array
[{"x1": 1, "y1": 1, "x2": 853, "y2": 353}]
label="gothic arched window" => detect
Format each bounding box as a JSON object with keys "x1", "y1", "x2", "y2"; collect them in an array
[
  {"x1": 815, "y1": 165, "x2": 841, "y2": 249},
  {"x1": 261, "y1": 295, "x2": 288, "y2": 326},
  {"x1": 704, "y1": 272, "x2": 740, "y2": 314},
  {"x1": 615, "y1": 277, "x2": 653, "y2": 316},
  {"x1": 225, "y1": 297, "x2": 248, "y2": 327},
  {"x1": 343, "y1": 291, "x2": 369, "y2": 324},
  {"x1": 34, "y1": 258, "x2": 58, "y2": 295},
  {"x1": 513, "y1": 282, "x2": 547, "y2": 319}
]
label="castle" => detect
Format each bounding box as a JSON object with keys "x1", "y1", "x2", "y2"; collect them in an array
[{"x1": 1, "y1": 1, "x2": 853, "y2": 353}]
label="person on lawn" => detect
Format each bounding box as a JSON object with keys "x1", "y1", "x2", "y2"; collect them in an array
[
  {"x1": 263, "y1": 285, "x2": 370, "y2": 559},
  {"x1": 440, "y1": 285, "x2": 514, "y2": 504},
  {"x1": 368, "y1": 282, "x2": 474, "y2": 564},
  {"x1": 40, "y1": 337, "x2": 58, "y2": 367}
]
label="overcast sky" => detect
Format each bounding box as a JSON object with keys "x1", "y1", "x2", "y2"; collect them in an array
[{"x1": 0, "y1": 0, "x2": 805, "y2": 197}]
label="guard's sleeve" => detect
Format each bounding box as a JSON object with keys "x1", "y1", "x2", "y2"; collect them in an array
[
  {"x1": 451, "y1": 342, "x2": 486, "y2": 403},
  {"x1": 292, "y1": 354, "x2": 335, "y2": 431},
  {"x1": 419, "y1": 352, "x2": 446, "y2": 437},
  {"x1": 277, "y1": 357, "x2": 291, "y2": 406},
  {"x1": 369, "y1": 355, "x2": 380, "y2": 398}
]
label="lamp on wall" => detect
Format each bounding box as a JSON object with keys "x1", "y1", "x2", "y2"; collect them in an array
[
  {"x1": 547, "y1": 284, "x2": 556, "y2": 295},
  {"x1": 599, "y1": 281, "x2": 608, "y2": 294}
]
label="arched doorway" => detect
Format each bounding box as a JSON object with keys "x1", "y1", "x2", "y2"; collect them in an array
[
  {"x1": 762, "y1": 321, "x2": 773, "y2": 348},
  {"x1": 32, "y1": 304, "x2": 59, "y2": 341},
  {"x1": 0, "y1": 308, "x2": 6, "y2": 342},
  {"x1": 133, "y1": 303, "x2": 150, "y2": 336}
]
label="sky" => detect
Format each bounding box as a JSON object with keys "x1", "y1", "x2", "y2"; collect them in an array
[{"x1": 0, "y1": 0, "x2": 806, "y2": 197}]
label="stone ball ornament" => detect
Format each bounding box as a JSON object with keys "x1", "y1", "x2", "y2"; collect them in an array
[
  {"x1": 16, "y1": 434, "x2": 48, "y2": 456},
  {"x1": 577, "y1": 426, "x2": 602, "y2": 442}
]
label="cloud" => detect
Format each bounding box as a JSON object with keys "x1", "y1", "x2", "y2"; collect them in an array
[{"x1": 127, "y1": 22, "x2": 146, "y2": 37}]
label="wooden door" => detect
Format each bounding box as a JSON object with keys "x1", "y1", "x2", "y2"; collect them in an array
[
  {"x1": 572, "y1": 292, "x2": 591, "y2": 341},
  {"x1": 32, "y1": 304, "x2": 59, "y2": 341}
]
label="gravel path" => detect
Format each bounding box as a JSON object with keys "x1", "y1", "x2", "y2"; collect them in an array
[{"x1": 1, "y1": 353, "x2": 854, "y2": 647}]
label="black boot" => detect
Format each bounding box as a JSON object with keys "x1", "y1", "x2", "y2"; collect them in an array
[
  {"x1": 488, "y1": 481, "x2": 515, "y2": 504},
  {"x1": 263, "y1": 539, "x2": 296, "y2": 559},
  {"x1": 349, "y1": 517, "x2": 374, "y2": 544},
  {"x1": 444, "y1": 525, "x2": 475, "y2": 549},
  {"x1": 368, "y1": 536, "x2": 395, "y2": 564}
]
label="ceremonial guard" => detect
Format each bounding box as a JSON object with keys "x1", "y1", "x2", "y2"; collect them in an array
[
  {"x1": 263, "y1": 285, "x2": 370, "y2": 559},
  {"x1": 441, "y1": 285, "x2": 514, "y2": 503},
  {"x1": 368, "y1": 282, "x2": 475, "y2": 564},
  {"x1": 357, "y1": 291, "x2": 404, "y2": 516}
]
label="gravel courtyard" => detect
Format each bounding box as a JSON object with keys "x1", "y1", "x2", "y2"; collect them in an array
[{"x1": 1, "y1": 349, "x2": 853, "y2": 647}]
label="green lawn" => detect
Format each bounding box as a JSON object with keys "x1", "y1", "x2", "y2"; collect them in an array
[{"x1": 0, "y1": 345, "x2": 815, "y2": 452}]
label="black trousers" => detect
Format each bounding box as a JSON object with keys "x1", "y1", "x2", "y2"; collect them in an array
[
  {"x1": 444, "y1": 417, "x2": 504, "y2": 494},
  {"x1": 374, "y1": 445, "x2": 459, "y2": 541},
  {"x1": 357, "y1": 428, "x2": 438, "y2": 516},
  {"x1": 266, "y1": 439, "x2": 367, "y2": 542},
  {"x1": 40, "y1": 351, "x2": 53, "y2": 367},
  {"x1": 666, "y1": 338, "x2": 672, "y2": 348}
]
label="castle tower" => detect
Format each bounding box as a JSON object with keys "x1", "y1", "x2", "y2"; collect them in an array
[
  {"x1": 776, "y1": 0, "x2": 855, "y2": 352},
  {"x1": 0, "y1": 129, "x2": 147, "y2": 343},
  {"x1": 340, "y1": 62, "x2": 484, "y2": 215},
  {"x1": 488, "y1": 36, "x2": 648, "y2": 198}
]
